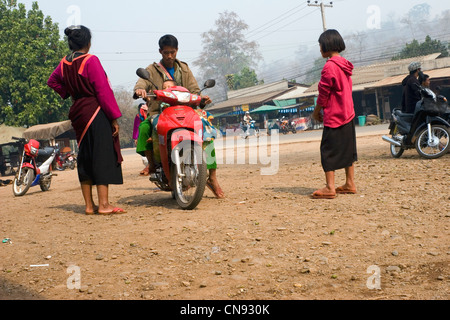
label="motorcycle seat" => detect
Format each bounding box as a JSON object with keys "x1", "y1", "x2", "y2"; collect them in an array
[
  {"x1": 394, "y1": 109, "x2": 414, "y2": 122},
  {"x1": 38, "y1": 147, "x2": 55, "y2": 158},
  {"x1": 393, "y1": 109, "x2": 413, "y2": 117}
]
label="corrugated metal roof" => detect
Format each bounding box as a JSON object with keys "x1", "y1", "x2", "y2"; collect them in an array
[
  {"x1": 367, "y1": 67, "x2": 450, "y2": 88},
  {"x1": 302, "y1": 53, "x2": 444, "y2": 96},
  {"x1": 206, "y1": 89, "x2": 291, "y2": 112},
  {"x1": 275, "y1": 86, "x2": 309, "y2": 100}
]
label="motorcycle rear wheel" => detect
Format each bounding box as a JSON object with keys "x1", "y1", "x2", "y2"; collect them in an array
[
  {"x1": 12, "y1": 167, "x2": 34, "y2": 197},
  {"x1": 171, "y1": 142, "x2": 207, "y2": 210},
  {"x1": 415, "y1": 125, "x2": 450, "y2": 159}
]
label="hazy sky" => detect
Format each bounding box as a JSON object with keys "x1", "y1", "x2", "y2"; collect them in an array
[{"x1": 18, "y1": 0, "x2": 450, "y2": 90}]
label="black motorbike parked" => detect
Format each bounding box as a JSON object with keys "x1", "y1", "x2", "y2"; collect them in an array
[{"x1": 382, "y1": 86, "x2": 450, "y2": 159}]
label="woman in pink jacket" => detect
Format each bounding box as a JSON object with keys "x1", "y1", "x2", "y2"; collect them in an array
[{"x1": 312, "y1": 29, "x2": 358, "y2": 199}]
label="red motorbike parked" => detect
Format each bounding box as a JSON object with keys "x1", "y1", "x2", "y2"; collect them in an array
[
  {"x1": 11, "y1": 137, "x2": 57, "y2": 196},
  {"x1": 55, "y1": 147, "x2": 76, "y2": 171},
  {"x1": 136, "y1": 68, "x2": 215, "y2": 210}
]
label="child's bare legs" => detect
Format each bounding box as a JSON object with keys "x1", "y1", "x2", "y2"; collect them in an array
[
  {"x1": 343, "y1": 165, "x2": 356, "y2": 190},
  {"x1": 207, "y1": 169, "x2": 225, "y2": 198},
  {"x1": 313, "y1": 165, "x2": 356, "y2": 197}
]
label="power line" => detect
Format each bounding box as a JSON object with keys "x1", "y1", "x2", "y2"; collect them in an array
[
  {"x1": 246, "y1": 4, "x2": 309, "y2": 39},
  {"x1": 252, "y1": 8, "x2": 320, "y2": 42}
]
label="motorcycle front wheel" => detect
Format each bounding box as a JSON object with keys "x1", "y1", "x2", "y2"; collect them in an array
[
  {"x1": 390, "y1": 144, "x2": 405, "y2": 158},
  {"x1": 415, "y1": 125, "x2": 450, "y2": 159},
  {"x1": 171, "y1": 142, "x2": 207, "y2": 210},
  {"x1": 12, "y1": 167, "x2": 34, "y2": 197}
]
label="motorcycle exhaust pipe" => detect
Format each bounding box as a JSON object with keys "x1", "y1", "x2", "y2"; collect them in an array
[{"x1": 382, "y1": 136, "x2": 402, "y2": 147}]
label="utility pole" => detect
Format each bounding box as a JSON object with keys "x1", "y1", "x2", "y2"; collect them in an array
[{"x1": 307, "y1": 1, "x2": 333, "y2": 32}]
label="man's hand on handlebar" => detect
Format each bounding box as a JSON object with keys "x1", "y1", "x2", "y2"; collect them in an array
[
  {"x1": 135, "y1": 89, "x2": 148, "y2": 99},
  {"x1": 201, "y1": 95, "x2": 212, "y2": 105}
]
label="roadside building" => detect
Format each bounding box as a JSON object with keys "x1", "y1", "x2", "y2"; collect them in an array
[
  {"x1": 206, "y1": 53, "x2": 450, "y2": 133},
  {"x1": 299, "y1": 53, "x2": 450, "y2": 124},
  {"x1": 206, "y1": 81, "x2": 310, "y2": 134}
]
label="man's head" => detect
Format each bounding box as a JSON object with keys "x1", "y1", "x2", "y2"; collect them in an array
[
  {"x1": 408, "y1": 61, "x2": 421, "y2": 75},
  {"x1": 159, "y1": 35, "x2": 178, "y2": 68}
]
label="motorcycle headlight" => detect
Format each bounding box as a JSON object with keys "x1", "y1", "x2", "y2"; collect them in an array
[{"x1": 173, "y1": 91, "x2": 191, "y2": 103}]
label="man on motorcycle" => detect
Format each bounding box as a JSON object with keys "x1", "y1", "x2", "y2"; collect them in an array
[
  {"x1": 244, "y1": 111, "x2": 252, "y2": 125},
  {"x1": 401, "y1": 62, "x2": 422, "y2": 114},
  {"x1": 133, "y1": 35, "x2": 224, "y2": 199},
  {"x1": 242, "y1": 112, "x2": 252, "y2": 132}
]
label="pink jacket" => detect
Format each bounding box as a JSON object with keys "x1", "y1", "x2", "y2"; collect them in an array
[{"x1": 317, "y1": 56, "x2": 355, "y2": 128}]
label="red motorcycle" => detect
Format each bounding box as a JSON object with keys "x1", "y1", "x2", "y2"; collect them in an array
[
  {"x1": 55, "y1": 146, "x2": 76, "y2": 171},
  {"x1": 11, "y1": 137, "x2": 57, "y2": 196},
  {"x1": 136, "y1": 68, "x2": 215, "y2": 210}
]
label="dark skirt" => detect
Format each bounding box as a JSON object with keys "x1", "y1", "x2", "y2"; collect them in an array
[
  {"x1": 321, "y1": 119, "x2": 358, "y2": 172},
  {"x1": 77, "y1": 109, "x2": 123, "y2": 185}
]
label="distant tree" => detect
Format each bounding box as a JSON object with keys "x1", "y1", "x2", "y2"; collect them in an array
[
  {"x1": 393, "y1": 35, "x2": 449, "y2": 60},
  {"x1": 228, "y1": 67, "x2": 263, "y2": 90},
  {"x1": 0, "y1": 0, "x2": 71, "y2": 127},
  {"x1": 194, "y1": 11, "x2": 262, "y2": 101},
  {"x1": 114, "y1": 87, "x2": 137, "y2": 149},
  {"x1": 401, "y1": 3, "x2": 432, "y2": 38}
]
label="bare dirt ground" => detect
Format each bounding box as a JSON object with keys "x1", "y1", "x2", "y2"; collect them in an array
[{"x1": 0, "y1": 130, "x2": 449, "y2": 301}]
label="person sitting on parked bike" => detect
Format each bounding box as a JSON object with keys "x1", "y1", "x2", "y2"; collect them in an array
[
  {"x1": 133, "y1": 35, "x2": 224, "y2": 199},
  {"x1": 419, "y1": 73, "x2": 430, "y2": 88},
  {"x1": 401, "y1": 62, "x2": 422, "y2": 114}
]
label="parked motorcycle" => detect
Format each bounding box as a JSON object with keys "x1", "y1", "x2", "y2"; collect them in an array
[
  {"x1": 382, "y1": 86, "x2": 450, "y2": 159},
  {"x1": 280, "y1": 117, "x2": 297, "y2": 135},
  {"x1": 55, "y1": 147, "x2": 76, "y2": 171},
  {"x1": 136, "y1": 68, "x2": 215, "y2": 210},
  {"x1": 241, "y1": 120, "x2": 260, "y2": 139},
  {"x1": 11, "y1": 137, "x2": 57, "y2": 196}
]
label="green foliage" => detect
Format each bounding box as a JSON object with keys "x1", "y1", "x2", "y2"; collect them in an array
[
  {"x1": 0, "y1": 0, "x2": 71, "y2": 127},
  {"x1": 393, "y1": 35, "x2": 449, "y2": 61},
  {"x1": 228, "y1": 67, "x2": 263, "y2": 90}
]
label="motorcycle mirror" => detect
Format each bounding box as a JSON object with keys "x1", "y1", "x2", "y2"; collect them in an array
[
  {"x1": 137, "y1": 68, "x2": 150, "y2": 80},
  {"x1": 199, "y1": 79, "x2": 216, "y2": 95},
  {"x1": 204, "y1": 79, "x2": 216, "y2": 89},
  {"x1": 136, "y1": 68, "x2": 159, "y2": 90}
]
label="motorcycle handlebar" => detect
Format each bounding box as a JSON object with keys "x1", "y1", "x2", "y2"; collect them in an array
[{"x1": 12, "y1": 136, "x2": 26, "y2": 143}]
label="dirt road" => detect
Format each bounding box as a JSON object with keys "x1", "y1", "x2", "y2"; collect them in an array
[{"x1": 0, "y1": 128, "x2": 449, "y2": 301}]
